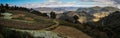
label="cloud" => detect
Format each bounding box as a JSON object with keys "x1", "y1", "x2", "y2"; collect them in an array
[
  {"x1": 49, "y1": 0, "x2": 57, "y2": 2},
  {"x1": 21, "y1": 0, "x2": 78, "y2": 8},
  {"x1": 22, "y1": 3, "x2": 77, "y2": 8},
  {"x1": 113, "y1": 0, "x2": 120, "y2": 4},
  {"x1": 82, "y1": 0, "x2": 115, "y2": 5},
  {"x1": 21, "y1": 0, "x2": 119, "y2": 8}
]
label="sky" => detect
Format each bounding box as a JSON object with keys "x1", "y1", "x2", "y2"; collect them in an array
[{"x1": 0, "y1": 0, "x2": 119, "y2": 8}]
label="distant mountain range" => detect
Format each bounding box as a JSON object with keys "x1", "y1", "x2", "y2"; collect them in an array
[
  {"x1": 34, "y1": 7, "x2": 80, "y2": 13},
  {"x1": 77, "y1": 6, "x2": 120, "y2": 14},
  {"x1": 34, "y1": 6, "x2": 120, "y2": 14}
]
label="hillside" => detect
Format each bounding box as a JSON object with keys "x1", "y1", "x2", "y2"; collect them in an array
[
  {"x1": 0, "y1": 10, "x2": 55, "y2": 30},
  {"x1": 3, "y1": 4, "x2": 120, "y2": 38},
  {"x1": 0, "y1": 8, "x2": 92, "y2": 38},
  {"x1": 82, "y1": 11, "x2": 120, "y2": 38},
  {"x1": 59, "y1": 11, "x2": 94, "y2": 23},
  {"x1": 97, "y1": 11, "x2": 120, "y2": 38}
]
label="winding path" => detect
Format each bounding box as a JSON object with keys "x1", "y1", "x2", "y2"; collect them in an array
[{"x1": 45, "y1": 19, "x2": 59, "y2": 30}]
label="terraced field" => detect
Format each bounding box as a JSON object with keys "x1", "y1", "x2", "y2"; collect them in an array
[
  {"x1": 0, "y1": 10, "x2": 56, "y2": 30},
  {"x1": 0, "y1": 18, "x2": 55, "y2": 30}
]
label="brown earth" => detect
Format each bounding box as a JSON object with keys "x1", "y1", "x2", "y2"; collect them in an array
[{"x1": 52, "y1": 26, "x2": 92, "y2": 38}]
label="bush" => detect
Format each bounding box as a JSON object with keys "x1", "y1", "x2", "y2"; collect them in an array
[{"x1": 50, "y1": 11, "x2": 56, "y2": 19}]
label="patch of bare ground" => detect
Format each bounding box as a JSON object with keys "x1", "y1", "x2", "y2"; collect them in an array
[{"x1": 52, "y1": 26, "x2": 92, "y2": 38}]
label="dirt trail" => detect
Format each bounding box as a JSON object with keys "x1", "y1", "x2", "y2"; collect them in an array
[{"x1": 45, "y1": 20, "x2": 59, "y2": 30}]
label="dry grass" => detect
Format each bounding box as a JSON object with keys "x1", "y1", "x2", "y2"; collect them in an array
[
  {"x1": 0, "y1": 18, "x2": 53, "y2": 30},
  {"x1": 52, "y1": 26, "x2": 92, "y2": 38},
  {"x1": 24, "y1": 17, "x2": 34, "y2": 21}
]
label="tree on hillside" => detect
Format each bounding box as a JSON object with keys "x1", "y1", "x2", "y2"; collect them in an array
[
  {"x1": 14, "y1": 5, "x2": 18, "y2": 10},
  {"x1": 42, "y1": 13, "x2": 48, "y2": 17},
  {"x1": 10, "y1": 6, "x2": 14, "y2": 10},
  {"x1": 5, "y1": 3, "x2": 9, "y2": 9},
  {"x1": 73, "y1": 15, "x2": 79, "y2": 23},
  {"x1": 0, "y1": 4, "x2": 4, "y2": 8},
  {"x1": 50, "y1": 11, "x2": 56, "y2": 19},
  {"x1": 19, "y1": 7, "x2": 30, "y2": 11},
  {"x1": 30, "y1": 10, "x2": 42, "y2": 16}
]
